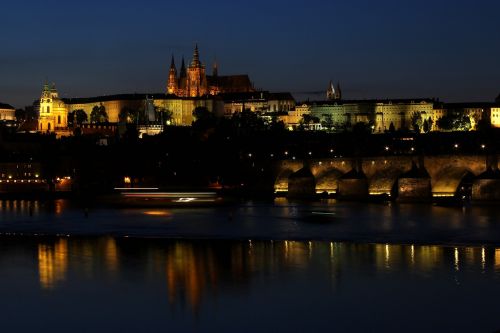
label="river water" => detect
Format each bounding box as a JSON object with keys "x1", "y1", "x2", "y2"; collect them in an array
[{"x1": 1, "y1": 199, "x2": 500, "y2": 332}]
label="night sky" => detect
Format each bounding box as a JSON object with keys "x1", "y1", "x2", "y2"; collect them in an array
[{"x1": 1, "y1": 0, "x2": 499, "y2": 107}]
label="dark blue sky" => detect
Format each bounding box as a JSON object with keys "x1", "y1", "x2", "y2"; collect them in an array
[{"x1": 1, "y1": 0, "x2": 499, "y2": 107}]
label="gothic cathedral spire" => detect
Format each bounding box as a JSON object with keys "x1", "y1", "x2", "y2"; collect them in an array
[{"x1": 167, "y1": 55, "x2": 178, "y2": 94}]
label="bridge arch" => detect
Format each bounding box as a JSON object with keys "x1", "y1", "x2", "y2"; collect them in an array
[
  {"x1": 432, "y1": 167, "x2": 476, "y2": 198},
  {"x1": 368, "y1": 168, "x2": 405, "y2": 197},
  {"x1": 315, "y1": 168, "x2": 344, "y2": 194}
]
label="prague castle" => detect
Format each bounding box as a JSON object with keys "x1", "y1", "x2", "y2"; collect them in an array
[
  {"x1": 167, "y1": 44, "x2": 255, "y2": 97},
  {"x1": 25, "y1": 44, "x2": 500, "y2": 136},
  {"x1": 36, "y1": 45, "x2": 284, "y2": 135}
]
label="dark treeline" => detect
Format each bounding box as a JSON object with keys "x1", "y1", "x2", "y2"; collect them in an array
[{"x1": 1, "y1": 109, "x2": 500, "y2": 196}]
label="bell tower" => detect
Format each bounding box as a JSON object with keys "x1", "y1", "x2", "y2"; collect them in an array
[
  {"x1": 167, "y1": 55, "x2": 178, "y2": 95},
  {"x1": 38, "y1": 82, "x2": 68, "y2": 133}
]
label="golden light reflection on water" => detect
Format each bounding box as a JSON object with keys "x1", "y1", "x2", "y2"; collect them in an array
[
  {"x1": 38, "y1": 238, "x2": 68, "y2": 290},
  {"x1": 33, "y1": 238, "x2": 500, "y2": 312},
  {"x1": 105, "y1": 238, "x2": 119, "y2": 273}
]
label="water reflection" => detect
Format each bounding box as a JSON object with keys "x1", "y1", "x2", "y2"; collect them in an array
[
  {"x1": 38, "y1": 238, "x2": 68, "y2": 289},
  {"x1": 27, "y1": 238, "x2": 500, "y2": 305}
]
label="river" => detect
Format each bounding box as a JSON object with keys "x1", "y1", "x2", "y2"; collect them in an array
[{"x1": 1, "y1": 199, "x2": 500, "y2": 332}]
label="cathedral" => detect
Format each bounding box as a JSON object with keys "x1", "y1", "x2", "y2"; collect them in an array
[
  {"x1": 326, "y1": 81, "x2": 342, "y2": 101},
  {"x1": 167, "y1": 45, "x2": 255, "y2": 97}
]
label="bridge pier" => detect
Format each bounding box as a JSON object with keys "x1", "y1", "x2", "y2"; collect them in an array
[
  {"x1": 397, "y1": 162, "x2": 431, "y2": 202},
  {"x1": 338, "y1": 168, "x2": 368, "y2": 200},
  {"x1": 472, "y1": 168, "x2": 500, "y2": 202},
  {"x1": 287, "y1": 166, "x2": 316, "y2": 199}
]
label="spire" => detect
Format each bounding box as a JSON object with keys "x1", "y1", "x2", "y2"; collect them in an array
[
  {"x1": 336, "y1": 82, "x2": 342, "y2": 100},
  {"x1": 191, "y1": 44, "x2": 201, "y2": 67},
  {"x1": 180, "y1": 57, "x2": 186, "y2": 77},
  {"x1": 170, "y1": 55, "x2": 176, "y2": 70},
  {"x1": 327, "y1": 80, "x2": 335, "y2": 100},
  {"x1": 212, "y1": 58, "x2": 218, "y2": 77}
]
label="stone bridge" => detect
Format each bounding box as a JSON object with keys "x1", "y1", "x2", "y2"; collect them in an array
[{"x1": 274, "y1": 155, "x2": 500, "y2": 201}]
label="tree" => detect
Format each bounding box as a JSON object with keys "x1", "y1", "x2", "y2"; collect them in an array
[
  {"x1": 231, "y1": 109, "x2": 266, "y2": 131},
  {"x1": 156, "y1": 107, "x2": 173, "y2": 125},
  {"x1": 388, "y1": 122, "x2": 396, "y2": 133},
  {"x1": 67, "y1": 111, "x2": 75, "y2": 127},
  {"x1": 15, "y1": 109, "x2": 26, "y2": 122},
  {"x1": 321, "y1": 114, "x2": 334, "y2": 131},
  {"x1": 422, "y1": 119, "x2": 430, "y2": 133},
  {"x1": 411, "y1": 112, "x2": 423, "y2": 133},
  {"x1": 74, "y1": 109, "x2": 88, "y2": 126},
  {"x1": 90, "y1": 105, "x2": 100, "y2": 123},
  {"x1": 119, "y1": 107, "x2": 136, "y2": 123},
  {"x1": 437, "y1": 113, "x2": 471, "y2": 131},
  {"x1": 299, "y1": 114, "x2": 320, "y2": 130},
  {"x1": 476, "y1": 116, "x2": 492, "y2": 132},
  {"x1": 192, "y1": 106, "x2": 216, "y2": 131},
  {"x1": 90, "y1": 104, "x2": 108, "y2": 123}
]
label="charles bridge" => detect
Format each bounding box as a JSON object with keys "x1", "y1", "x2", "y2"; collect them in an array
[{"x1": 274, "y1": 154, "x2": 500, "y2": 201}]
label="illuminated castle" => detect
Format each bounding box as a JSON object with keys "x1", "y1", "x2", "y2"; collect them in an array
[{"x1": 167, "y1": 45, "x2": 255, "y2": 97}]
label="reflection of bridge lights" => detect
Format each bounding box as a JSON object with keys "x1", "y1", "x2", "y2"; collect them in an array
[
  {"x1": 482, "y1": 247, "x2": 486, "y2": 270},
  {"x1": 144, "y1": 211, "x2": 172, "y2": 216},
  {"x1": 177, "y1": 198, "x2": 196, "y2": 202}
]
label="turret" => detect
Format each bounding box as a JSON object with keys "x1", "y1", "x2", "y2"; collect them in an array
[
  {"x1": 167, "y1": 55, "x2": 178, "y2": 94},
  {"x1": 212, "y1": 59, "x2": 218, "y2": 77},
  {"x1": 191, "y1": 44, "x2": 201, "y2": 67},
  {"x1": 326, "y1": 81, "x2": 335, "y2": 100},
  {"x1": 335, "y1": 82, "x2": 342, "y2": 100},
  {"x1": 179, "y1": 57, "x2": 187, "y2": 78}
]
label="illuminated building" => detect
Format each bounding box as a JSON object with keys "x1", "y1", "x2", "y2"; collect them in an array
[
  {"x1": 167, "y1": 44, "x2": 255, "y2": 97},
  {"x1": 0, "y1": 102, "x2": 15, "y2": 121},
  {"x1": 221, "y1": 92, "x2": 296, "y2": 116},
  {"x1": 0, "y1": 162, "x2": 46, "y2": 193},
  {"x1": 489, "y1": 106, "x2": 500, "y2": 128},
  {"x1": 38, "y1": 83, "x2": 69, "y2": 132},
  {"x1": 281, "y1": 98, "x2": 497, "y2": 132},
  {"x1": 282, "y1": 99, "x2": 434, "y2": 132}
]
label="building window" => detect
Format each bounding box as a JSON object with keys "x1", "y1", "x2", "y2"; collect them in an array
[
  {"x1": 58, "y1": 115, "x2": 61, "y2": 124},
  {"x1": 48, "y1": 123, "x2": 51, "y2": 131},
  {"x1": 47, "y1": 106, "x2": 50, "y2": 113}
]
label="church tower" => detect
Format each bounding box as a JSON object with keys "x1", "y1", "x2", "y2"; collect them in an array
[
  {"x1": 326, "y1": 80, "x2": 342, "y2": 101},
  {"x1": 335, "y1": 82, "x2": 342, "y2": 100},
  {"x1": 38, "y1": 82, "x2": 68, "y2": 133},
  {"x1": 187, "y1": 44, "x2": 208, "y2": 97},
  {"x1": 177, "y1": 57, "x2": 188, "y2": 97},
  {"x1": 167, "y1": 56, "x2": 178, "y2": 95}
]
